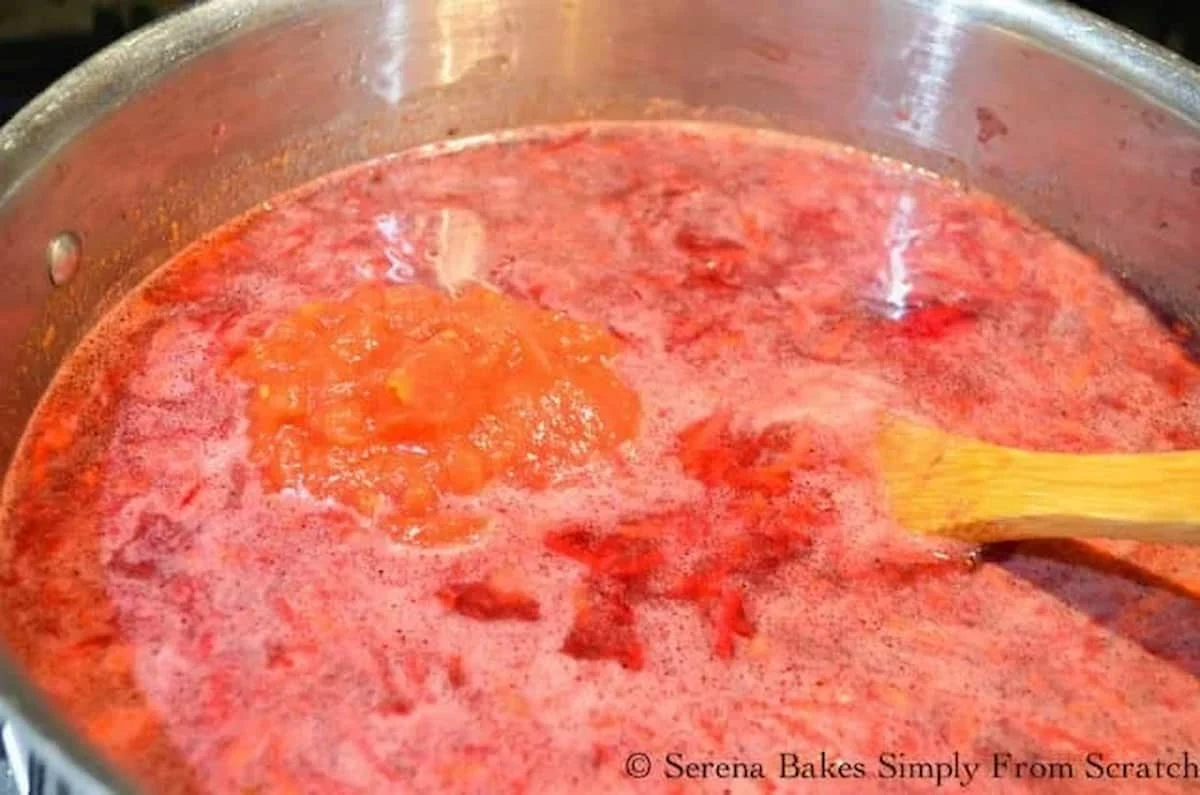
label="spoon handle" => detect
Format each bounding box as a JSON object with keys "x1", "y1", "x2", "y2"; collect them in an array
[
  {"x1": 878, "y1": 418, "x2": 1200, "y2": 544},
  {"x1": 931, "y1": 516, "x2": 1200, "y2": 545}
]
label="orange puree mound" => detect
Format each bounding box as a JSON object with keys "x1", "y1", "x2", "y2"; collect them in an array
[{"x1": 231, "y1": 284, "x2": 640, "y2": 542}]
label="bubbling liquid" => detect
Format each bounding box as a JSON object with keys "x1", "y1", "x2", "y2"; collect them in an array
[{"x1": 1, "y1": 123, "x2": 1197, "y2": 794}]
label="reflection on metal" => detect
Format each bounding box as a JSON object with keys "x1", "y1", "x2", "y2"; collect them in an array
[
  {"x1": 558, "y1": 0, "x2": 581, "y2": 84},
  {"x1": 895, "y1": 0, "x2": 965, "y2": 148},
  {"x1": 371, "y1": 0, "x2": 407, "y2": 104},
  {"x1": 435, "y1": 0, "x2": 511, "y2": 85},
  {"x1": 2, "y1": 723, "x2": 29, "y2": 795},
  {"x1": 436, "y1": 0, "x2": 462, "y2": 84}
]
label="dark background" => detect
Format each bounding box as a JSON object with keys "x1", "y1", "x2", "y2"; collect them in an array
[{"x1": 0, "y1": 0, "x2": 1198, "y2": 125}]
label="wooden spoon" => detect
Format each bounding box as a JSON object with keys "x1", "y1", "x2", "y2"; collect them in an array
[{"x1": 876, "y1": 417, "x2": 1200, "y2": 545}]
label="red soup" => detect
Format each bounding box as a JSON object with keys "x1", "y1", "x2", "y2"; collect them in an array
[{"x1": 0, "y1": 123, "x2": 1197, "y2": 794}]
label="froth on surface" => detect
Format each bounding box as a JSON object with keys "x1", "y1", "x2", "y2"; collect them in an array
[{"x1": 0, "y1": 122, "x2": 1197, "y2": 794}]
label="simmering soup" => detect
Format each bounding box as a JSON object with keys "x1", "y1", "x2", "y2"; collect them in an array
[{"x1": 1, "y1": 124, "x2": 1197, "y2": 794}]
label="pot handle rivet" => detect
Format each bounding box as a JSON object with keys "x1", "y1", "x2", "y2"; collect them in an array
[{"x1": 47, "y1": 232, "x2": 81, "y2": 287}]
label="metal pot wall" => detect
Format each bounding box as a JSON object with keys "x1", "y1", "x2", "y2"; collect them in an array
[{"x1": 0, "y1": 0, "x2": 1197, "y2": 792}]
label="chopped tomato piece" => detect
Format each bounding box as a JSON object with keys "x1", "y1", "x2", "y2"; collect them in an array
[
  {"x1": 436, "y1": 581, "x2": 541, "y2": 622},
  {"x1": 896, "y1": 302, "x2": 977, "y2": 340},
  {"x1": 723, "y1": 530, "x2": 812, "y2": 579},
  {"x1": 676, "y1": 412, "x2": 823, "y2": 495},
  {"x1": 561, "y1": 582, "x2": 644, "y2": 670},
  {"x1": 446, "y1": 656, "x2": 466, "y2": 689},
  {"x1": 543, "y1": 526, "x2": 665, "y2": 582},
  {"x1": 711, "y1": 588, "x2": 754, "y2": 659}
]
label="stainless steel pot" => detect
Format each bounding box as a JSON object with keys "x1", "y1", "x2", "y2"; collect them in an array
[{"x1": 0, "y1": 0, "x2": 1197, "y2": 792}]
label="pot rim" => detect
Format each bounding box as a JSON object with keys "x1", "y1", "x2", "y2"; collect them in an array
[{"x1": 2, "y1": 0, "x2": 1199, "y2": 205}]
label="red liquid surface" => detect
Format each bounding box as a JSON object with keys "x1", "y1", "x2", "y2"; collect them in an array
[{"x1": 1, "y1": 124, "x2": 1197, "y2": 794}]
